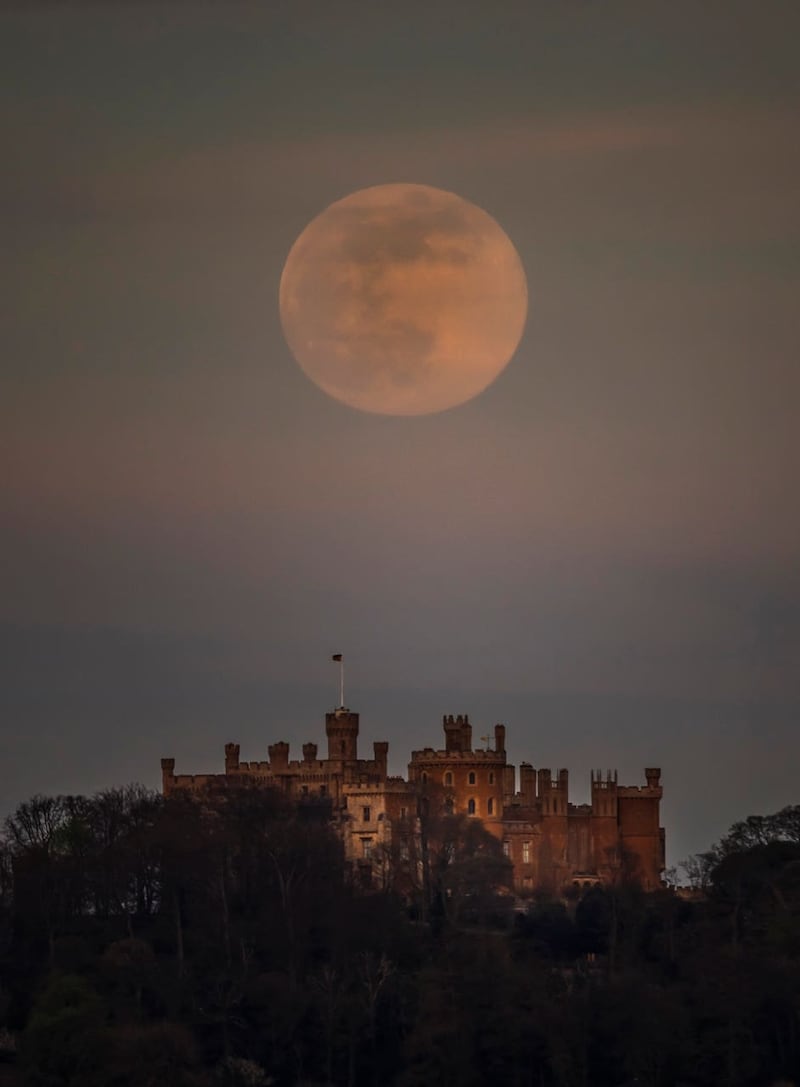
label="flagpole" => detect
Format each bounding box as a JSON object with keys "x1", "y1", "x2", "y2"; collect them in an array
[{"x1": 332, "y1": 654, "x2": 344, "y2": 709}]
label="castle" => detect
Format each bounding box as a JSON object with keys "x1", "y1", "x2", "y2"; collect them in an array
[{"x1": 161, "y1": 706, "x2": 665, "y2": 895}]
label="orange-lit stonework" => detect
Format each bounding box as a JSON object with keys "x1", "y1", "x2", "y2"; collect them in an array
[{"x1": 162, "y1": 707, "x2": 664, "y2": 896}]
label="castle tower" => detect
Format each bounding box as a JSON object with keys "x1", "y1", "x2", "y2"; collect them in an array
[
  {"x1": 443, "y1": 714, "x2": 472, "y2": 753},
  {"x1": 519, "y1": 762, "x2": 536, "y2": 806},
  {"x1": 591, "y1": 768, "x2": 618, "y2": 818},
  {"x1": 268, "y1": 741, "x2": 290, "y2": 771},
  {"x1": 224, "y1": 743, "x2": 240, "y2": 774},
  {"x1": 538, "y1": 768, "x2": 569, "y2": 816},
  {"x1": 161, "y1": 757, "x2": 175, "y2": 795},
  {"x1": 326, "y1": 708, "x2": 359, "y2": 762},
  {"x1": 373, "y1": 741, "x2": 389, "y2": 778}
]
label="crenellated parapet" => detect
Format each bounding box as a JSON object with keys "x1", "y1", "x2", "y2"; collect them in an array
[
  {"x1": 617, "y1": 783, "x2": 663, "y2": 798},
  {"x1": 409, "y1": 748, "x2": 506, "y2": 762}
]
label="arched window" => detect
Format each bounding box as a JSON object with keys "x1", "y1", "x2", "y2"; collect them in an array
[
  {"x1": 487, "y1": 797, "x2": 494, "y2": 815},
  {"x1": 444, "y1": 771, "x2": 453, "y2": 786},
  {"x1": 421, "y1": 772, "x2": 428, "y2": 784},
  {"x1": 467, "y1": 798, "x2": 476, "y2": 815},
  {"x1": 468, "y1": 771, "x2": 476, "y2": 785}
]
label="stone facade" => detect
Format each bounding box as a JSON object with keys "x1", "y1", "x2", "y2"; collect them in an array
[{"x1": 162, "y1": 706, "x2": 665, "y2": 895}]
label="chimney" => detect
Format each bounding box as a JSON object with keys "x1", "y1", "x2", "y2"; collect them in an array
[{"x1": 494, "y1": 723, "x2": 506, "y2": 755}]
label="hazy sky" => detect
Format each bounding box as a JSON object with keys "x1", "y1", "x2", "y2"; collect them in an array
[{"x1": 2, "y1": 1, "x2": 799, "y2": 866}]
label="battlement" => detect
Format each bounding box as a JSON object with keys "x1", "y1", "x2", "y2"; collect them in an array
[
  {"x1": 617, "y1": 784, "x2": 663, "y2": 798},
  {"x1": 236, "y1": 758, "x2": 328, "y2": 774},
  {"x1": 592, "y1": 769, "x2": 618, "y2": 788},
  {"x1": 410, "y1": 748, "x2": 506, "y2": 761},
  {"x1": 169, "y1": 773, "x2": 220, "y2": 790},
  {"x1": 615, "y1": 768, "x2": 662, "y2": 798}
]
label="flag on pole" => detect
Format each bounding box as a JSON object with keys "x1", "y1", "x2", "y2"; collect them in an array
[{"x1": 331, "y1": 654, "x2": 342, "y2": 662}]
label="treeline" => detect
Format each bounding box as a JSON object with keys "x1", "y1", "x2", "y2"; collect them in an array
[{"x1": 0, "y1": 787, "x2": 799, "y2": 1087}]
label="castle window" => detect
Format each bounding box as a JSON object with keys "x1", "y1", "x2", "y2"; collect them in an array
[
  {"x1": 363, "y1": 806, "x2": 371, "y2": 822},
  {"x1": 487, "y1": 797, "x2": 494, "y2": 815},
  {"x1": 320, "y1": 784, "x2": 327, "y2": 796},
  {"x1": 467, "y1": 798, "x2": 476, "y2": 815},
  {"x1": 502, "y1": 840, "x2": 511, "y2": 858},
  {"x1": 341, "y1": 740, "x2": 346, "y2": 755},
  {"x1": 468, "y1": 771, "x2": 476, "y2": 785},
  {"x1": 301, "y1": 785, "x2": 308, "y2": 796},
  {"x1": 400, "y1": 807, "x2": 407, "y2": 819},
  {"x1": 361, "y1": 838, "x2": 372, "y2": 859},
  {"x1": 445, "y1": 797, "x2": 454, "y2": 814},
  {"x1": 488, "y1": 772, "x2": 495, "y2": 785},
  {"x1": 421, "y1": 772, "x2": 428, "y2": 784},
  {"x1": 522, "y1": 841, "x2": 531, "y2": 864},
  {"x1": 444, "y1": 771, "x2": 453, "y2": 786}
]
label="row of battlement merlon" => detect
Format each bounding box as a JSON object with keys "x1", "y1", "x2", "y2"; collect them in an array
[{"x1": 410, "y1": 748, "x2": 506, "y2": 761}]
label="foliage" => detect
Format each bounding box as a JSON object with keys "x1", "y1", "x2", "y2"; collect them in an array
[{"x1": 1, "y1": 789, "x2": 799, "y2": 1085}]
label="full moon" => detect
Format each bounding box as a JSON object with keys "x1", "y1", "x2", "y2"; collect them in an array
[{"x1": 279, "y1": 183, "x2": 528, "y2": 416}]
